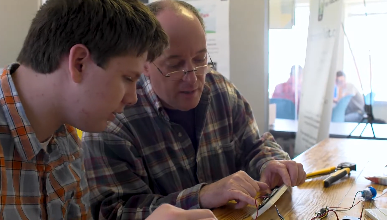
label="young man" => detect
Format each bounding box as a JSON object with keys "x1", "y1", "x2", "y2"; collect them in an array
[
  {"x1": 272, "y1": 65, "x2": 303, "y2": 104},
  {"x1": 334, "y1": 71, "x2": 364, "y2": 122},
  {"x1": 83, "y1": 1, "x2": 306, "y2": 219},
  {"x1": 0, "y1": 0, "x2": 178, "y2": 219}
]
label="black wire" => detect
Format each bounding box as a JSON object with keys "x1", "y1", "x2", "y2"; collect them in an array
[
  {"x1": 310, "y1": 191, "x2": 363, "y2": 220},
  {"x1": 275, "y1": 205, "x2": 285, "y2": 220},
  {"x1": 329, "y1": 191, "x2": 362, "y2": 211},
  {"x1": 351, "y1": 191, "x2": 362, "y2": 208}
]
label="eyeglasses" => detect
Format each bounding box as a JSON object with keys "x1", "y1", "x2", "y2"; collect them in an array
[{"x1": 153, "y1": 54, "x2": 215, "y2": 81}]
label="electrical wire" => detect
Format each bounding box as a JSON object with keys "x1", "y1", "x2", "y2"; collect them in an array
[
  {"x1": 254, "y1": 197, "x2": 259, "y2": 220},
  {"x1": 310, "y1": 209, "x2": 339, "y2": 220},
  {"x1": 275, "y1": 205, "x2": 284, "y2": 220},
  {"x1": 329, "y1": 191, "x2": 362, "y2": 211},
  {"x1": 359, "y1": 202, "x2": 364, "y2": 220},
  {"x1": 310, "y1": 191, "x2": 364, "y2": 220},
  {"x1": 254, "y1": 196, "x2": 268, "y2": 220},
  {"x1": 254, "y1": 196, "x2": 284, "y2": 220}
]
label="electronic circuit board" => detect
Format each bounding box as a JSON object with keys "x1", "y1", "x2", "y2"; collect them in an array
[{"x1": 251, "y1": 185, "x2": 288, "y2": 218}]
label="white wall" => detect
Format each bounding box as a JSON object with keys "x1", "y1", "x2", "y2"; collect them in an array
[
  {"x1": 0, "y1": 0, "x2": 271, "y2": 132},
  {"x1": 0, "y1": 0, "x2": 40, "y2": 67},
  {"x1": 229, "y1": 0, "x2": 269, "y2": 133}
]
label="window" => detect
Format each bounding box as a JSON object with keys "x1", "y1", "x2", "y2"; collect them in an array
[
  {"x1": 343, "y1": 2, "x2": 387, "y2": 101},
  {"x1": 269, "y1": 0, "x2": 387, "y2": 117},
  {"x1": 269, "y1": 5, "x2": 310, "y2": 99}
]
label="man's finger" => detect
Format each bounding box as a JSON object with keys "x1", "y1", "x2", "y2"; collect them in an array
[
  {"x1": 236, "y1": 173, "x2": 260, "y2": 198},
  {"x1": 234, "y1": 200, "x2": 248, "y2": 209},
  {"x1": 238, "y1": 182, "x2": 258, "y2": 199},
  {"x1": 285, "y1": 161, "x2": 299, "y2": 186},
  {"x1": 275, "y1": 162, "x2": 292, "y2": 186},
  {"x1": 228, "y1": 189, "x2": 255, "y2": 206},
  {"x1": 297, "y1": 164, "x2": 306, "y2": 185},
  {"x1": 256, "y1": 181, "x2": 270, "y2": 193},
  {"x1": 241, "y1": 173, "x2": 269, "y2": 196}
]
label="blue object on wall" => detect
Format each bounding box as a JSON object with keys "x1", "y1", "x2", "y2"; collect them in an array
[
  {"x1": 332, "y1": 95, "x2": 353, "y2": 122},
  {"x1": 270, "y1": 98, "x2": 296, "y2": 120},
  {"x1": 364, "y1": 92, "x2": 375, "y2": 105}
]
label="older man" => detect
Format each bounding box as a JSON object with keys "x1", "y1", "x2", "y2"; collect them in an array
[{"x1": 83, "y1": 1, "x2": 306, "y2": 219}]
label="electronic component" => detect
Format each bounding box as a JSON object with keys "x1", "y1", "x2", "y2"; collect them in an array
[
  {"x1": 251, "y1": 185, "x2": 288, "y2": 219},
  {"x1": 315, "y1": 207, "x2": 329, "y2": 219},
  {"x1": 361, "y1": 186, "x2": 377, "y2": 200}
]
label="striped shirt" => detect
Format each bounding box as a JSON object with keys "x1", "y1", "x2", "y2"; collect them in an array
[
  {"x1": 0, "y1": 64, "x2": 90, "y2": 219},
  {"x1": 83, "y1": 71, "x2": 290, "y2": 220}
]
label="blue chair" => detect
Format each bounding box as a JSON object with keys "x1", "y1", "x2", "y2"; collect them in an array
[
  {"x1": 270, "y1": 98, "x2": 296, "y2": 120},
  {"x1": 331, "y1": 95, "x2": 353, "y2": 122},
  {"x1": 364, "y1": 92, "x2": 375, "y2": 105}
]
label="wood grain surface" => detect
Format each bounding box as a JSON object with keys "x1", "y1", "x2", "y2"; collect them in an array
[{"x1": 214, "y1": 138, "x2": 387, "y2": 220}]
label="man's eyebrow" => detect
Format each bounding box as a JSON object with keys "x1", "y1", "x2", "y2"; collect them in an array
[
  {"x1": 126, "y1": 71, "x2": 141, "y2": 80},
  {"x1": 164, "y1": 48, "x2": 208, "y2": 59},
  {"x1": 165, "y1": 54, "x2": 181, "y2": 60},
  {"x1": 196, "y1": 48, "x2": 207, "y2": 54}
]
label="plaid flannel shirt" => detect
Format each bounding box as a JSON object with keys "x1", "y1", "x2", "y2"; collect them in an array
[
  {"x1": 83, "y1": 71, "x2": 290, "y2": 220},
  {"x1": 0, "y1": 64, "x2": 90, "y2": 219}
]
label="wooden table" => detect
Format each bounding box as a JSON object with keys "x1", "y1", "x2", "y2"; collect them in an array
[{"x1": 213, "y1": 138, "x2": 387, "y2": 219}]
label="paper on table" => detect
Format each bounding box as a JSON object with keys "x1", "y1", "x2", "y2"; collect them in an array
[{"x1": 365, "y1": 208, "x2": 387, "y2": 220}]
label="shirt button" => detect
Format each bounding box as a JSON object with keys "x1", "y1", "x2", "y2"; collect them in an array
[{"x1": 178, "y1": 132, "x2": 182, "y2": 137}]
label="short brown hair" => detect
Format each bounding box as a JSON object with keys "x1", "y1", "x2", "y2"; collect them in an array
[
  {"x1": 336, "y1": 71, "x2": 346, "y2": 78},
  {"x1": 147, "y1": 0, "x2": 205, "y2": 31},
  {"x1": 17, "y1": 0, "x2": 169, "y2": 73}
]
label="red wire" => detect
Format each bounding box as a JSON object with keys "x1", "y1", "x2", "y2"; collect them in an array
[
  {"x1": 254, "y1": 196, "x2": 268, "y2": 220},
  {"x1": 329, "y1": 200, "x2": 362, "y2": 210},
  {"x1": 254, "y1": 199, "x2": 259, "y2": 220},
  {"x1": 359, "y1": 203, "x2": 364, "y2": 219},
  {"x1": 330, "y1": 210, "x2": 339, "y2": 220},
  {"x1": 309, "y1": 190, "x2": 365, "y2": 220}
]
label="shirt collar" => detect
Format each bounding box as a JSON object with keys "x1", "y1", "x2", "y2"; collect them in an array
[
  {"x1": 0, "y1": 63, "x2": 44, "y2": 161},
  {"x1": 0, "y1": 63, "x2": 76, "y2": 161}
]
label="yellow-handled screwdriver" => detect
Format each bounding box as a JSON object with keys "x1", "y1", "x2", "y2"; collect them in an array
[
  {"x1": 306, "y1": 162, "x2": 356, "y2": 187},
  {"x1": 323, "y1": 168, "x2": 351, "y2": 187},
  {"x1": 306, "y1": 166, "x2": 336, "y2": 178}
]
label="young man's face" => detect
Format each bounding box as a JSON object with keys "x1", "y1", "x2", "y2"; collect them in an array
[
  {"x1": 144, "y1": 9, "x2": 208, "y2": 111},
  {"x1": 336, "y1": 76, "x2": 346, "y2": 87},
  {"x1": 69, "y1": 52, "x2": 147, "y2": 132}
]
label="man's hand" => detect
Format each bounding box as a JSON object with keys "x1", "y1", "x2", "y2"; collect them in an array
[
  {"x1": 199, "y1": 171, "x2": 269, "y2": 209},
  {"x1": 145, "y1": 204, "x2": 217, "y2": 220},
  {"x1": 260, "y1": 160, "x2": 306, "y2": 189}
]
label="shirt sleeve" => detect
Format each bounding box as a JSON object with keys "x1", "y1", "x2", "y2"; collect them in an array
[
  {"x1": 227, "y1": 80, "x2": 291, "y2": 181},
  {"x1": 82, "y1": 123, "x2": 205, "y2": 220}
]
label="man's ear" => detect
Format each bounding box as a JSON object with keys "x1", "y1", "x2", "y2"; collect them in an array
[
  {"x1": 68, "y1": 44, "x2": 90, "y2": 83},
  {"x1": 143, "y1": 62, "x2": 151, "y2": 77}
]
